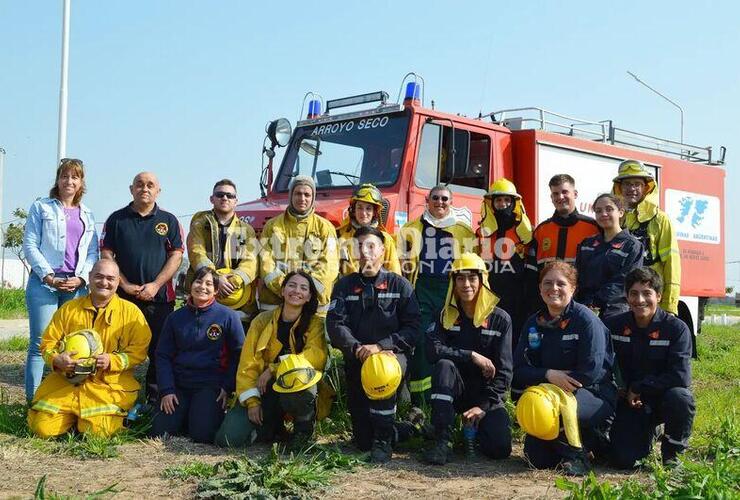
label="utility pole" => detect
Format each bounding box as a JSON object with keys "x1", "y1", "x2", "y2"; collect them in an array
[
  {"x1": 627, "y1": 70, "x2": 684, "y2": 145},
  {"x1": 0, "y1": 148, "x2": 5, "y2": 288},
  {"x1": 57, "y1": 0, "x2": 71, "y2": 163}
]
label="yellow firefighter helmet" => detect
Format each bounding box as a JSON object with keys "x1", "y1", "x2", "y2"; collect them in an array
[
  {"x1": 515, "y1": 383, "x2": 582, "y2": 448},
  {"x1": 273, "y1": 354, "x2": 323, "y2": 394},
  {"x1": 215, "y1": 268, "x2": 250, "y2": 310},
  {"x1": 56, "y1": 329, "x2": 104, "y2": 385},
  {"x1": 361, "y1": 352, "x2": 402, "y2": 400}
]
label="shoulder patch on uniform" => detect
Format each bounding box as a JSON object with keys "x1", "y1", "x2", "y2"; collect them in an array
[
  {"x1": 206, "y1": 324, "x2": 222, "y2": 341},
  {"x1": 542, "y1": 237, "x2": 552, "y2": 251},
  {"x1": 155, "y1": 222, "x2": 168, "y2": 236}
]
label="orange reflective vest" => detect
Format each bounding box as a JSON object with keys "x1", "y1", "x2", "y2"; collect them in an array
[{"x1": 532, "y1": 212, "x2": 599, "y2": 266}]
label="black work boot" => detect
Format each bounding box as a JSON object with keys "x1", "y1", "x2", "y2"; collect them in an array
[
  {"x1": 370, "y1": 437, "x2": 393, "y2": 464},
  {"x1": 424, "y1": 429, "x2": 452, "y2": 465},
  {"x1": 561, "y1": 450, "x2": 591, "y2": 477}
]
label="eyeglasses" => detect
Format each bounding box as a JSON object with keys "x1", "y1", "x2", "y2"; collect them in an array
[
  {"x1": 213, "y1": 191, "x2": 237, "y2": 200},
  {"x1": 431, "y1": 195, "x2": 450, "y2": 202}
]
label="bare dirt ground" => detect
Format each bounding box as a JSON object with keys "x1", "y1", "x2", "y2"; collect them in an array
[{"x1": 0, "y1": 351, "x2": 639, "y2": 499}]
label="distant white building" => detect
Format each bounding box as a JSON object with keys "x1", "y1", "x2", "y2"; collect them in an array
[{"x1": 0, "y1": 258, "x2": 29, "y2": 289}]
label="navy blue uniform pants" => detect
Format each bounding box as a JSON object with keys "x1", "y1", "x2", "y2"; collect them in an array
[
  {"x1": 610, "y1": 387, "x2": 695, "y2": 468},
  {"x1": 524, "y1": 386, "x2": 615, "y2": 468},
  {"x1": 151, "y1": 386, "x2": 225, "y2": 444},
  {"x1": 346, "y1": 353, "x2": 407, "y2": 451},
  {"x1": 430, "y1": 359, "x2": 512, "y2": 459},
  {"x1": 128, "y1": 299, "x2": 174, "y2": 391}
]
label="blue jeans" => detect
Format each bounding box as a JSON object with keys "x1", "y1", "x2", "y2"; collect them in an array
[{"x1": 25, "y1": 273, "x2": 87, "y2": 401}]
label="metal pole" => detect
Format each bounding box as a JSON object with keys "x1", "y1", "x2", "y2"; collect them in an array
[
  {"x1": 0, "y1": 148, "x2": 4, "y2": 288},
  {"x1": 627, "y1": 71, "x2": 684, "y2": 144},
  {"x1": 57, "y1": 0, "x2": 71, "y2": 163}
]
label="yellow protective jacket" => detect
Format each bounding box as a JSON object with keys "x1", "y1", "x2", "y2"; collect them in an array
[
  {"x1": 235, "y1": 308, "x2": 328, "y2": 409},
  {"x1": 31, "y1": 294, "x2": 152, "y2": 418},
  {"x1": 613, "y1": 180, "x2": 681, "y2": 314},
  {"x1": 259, "y1": 210, "x2": 339, "y2": 310},
  {"x1": 186, "y1": 210, "x2": 258, "y2": 309},
  {"x1": 336, "y1": 222, "x2": 401, "y2": 276},
  {"x1": 398, "y1": 216, "x2": 476, "y2": 286}
]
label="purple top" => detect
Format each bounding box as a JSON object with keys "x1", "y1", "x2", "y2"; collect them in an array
[{"x1": 54, "y1": 207, "x2": 84, "y2": 274}]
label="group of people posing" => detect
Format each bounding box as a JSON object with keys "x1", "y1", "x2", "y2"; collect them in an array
[{"x1": 22, "y1": 157, "x2": 694, "y2": 475}]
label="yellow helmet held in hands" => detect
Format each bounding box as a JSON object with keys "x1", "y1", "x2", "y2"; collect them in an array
[
  {"x1": 56, "y1": 329, "x2": 104, "y2": 385},
  {"x1": 486, "y1": 178, "x2": 521, "y2": 199},
  {"x1": 515, "y1": 383, "x2": 582, "y2": 448},
  {"x1": 215, "y1": 268, "x2": 250, "y2": 310},
  {"x1": 361, "y1": 352, "x2": 402, "y2": 400},
  {"x1": 273, "y1": 354, "x2": 322, "y2": 394}
]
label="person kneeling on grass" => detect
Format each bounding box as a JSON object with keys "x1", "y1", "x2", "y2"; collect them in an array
[
  {"x1": 151, "y1": 267, "x2": 245, "y2": 444},
  {"x1": 27, "y1": 259, "x2": 151, "y2": 438},
  {"x1": 215, "y1": 271, "x2": 330, "y2": 449},
  {"x1": 424, "y1": 253, "x2": 513, "y2": 465},
  {"x1": 327, "y1": 226, "x2": 424, "y2": 463},
  {"x1": 605, "y1": 267, "x2": 695, "y2": 468}
]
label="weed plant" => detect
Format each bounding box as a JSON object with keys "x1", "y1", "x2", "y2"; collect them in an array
[
  {"x1": 33, "y1": 475, "x2": 118, "y2": 500},
  {"x1": 0, "y1": 288, "x2": 27, "y2": 319},
  {"x1": 162, "y1": 461, "x2": 217, "y2": 481},
  {"x1": 196, "y1": 443, "x2": 363, "y2": 499}
]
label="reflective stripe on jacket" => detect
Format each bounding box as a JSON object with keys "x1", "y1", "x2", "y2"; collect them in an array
[{"x1": 32, "y1": 294, "x2": 151, "y2": 416}]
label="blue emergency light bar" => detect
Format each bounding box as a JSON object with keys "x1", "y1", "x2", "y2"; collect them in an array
[
  {"x1": 326, "y1": 91, "x2": 389, "y2": 113},
  {"x1": 404, "y1": 82, "x2": 421, "y2": 102},
  {"x1": 307, "y1": 100, "x2": 322, "y2": 118}
]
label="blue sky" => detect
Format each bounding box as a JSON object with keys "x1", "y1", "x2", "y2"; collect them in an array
[{"x1": 1, "y1": 1, "x2": 738, "y2": 286}]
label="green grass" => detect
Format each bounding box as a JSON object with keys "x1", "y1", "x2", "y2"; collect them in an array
[
  {"x1": 0, "y1": 335, "x2": 29, "y2": 351},
  {"x1": 706, "y1": 303, "x2": 740, "y2": 316},
  {"x1": 162, "y1": 461, "x2": 216, "y2": 481},
  {"x1": 196, "y1": 444, "x2": 363, "y2": 498},
  {"x1": 0, "y1": 288, "x2": 27, "y2": 319}
]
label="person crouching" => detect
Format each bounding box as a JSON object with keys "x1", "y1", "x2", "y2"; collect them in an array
[{"x1": 424, "y1": 253, "x2": 513, "y2": 464}]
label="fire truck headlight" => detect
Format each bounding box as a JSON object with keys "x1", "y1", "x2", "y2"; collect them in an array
[{"x1": 266, "y1": 118, "x2": 292, "y2": 148}]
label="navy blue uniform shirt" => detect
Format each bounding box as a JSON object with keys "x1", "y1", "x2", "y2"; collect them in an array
[
  {"x1": 427, "y1": 307, "x2": 513, "y2": 410},
  {"x1": 102, "y1": 203, "x2": 184, "y2": 303},
  {"x1": 575, "y1": 229, "x2": 643, "y2": 315},
  {"x1": 513, "y1": 301, "x2": 614, "y2": 392},
  {"x1": 605, "y1": 308, "x2": 692, "y2": 396},
  {"x1": 327, "y1": 268, "x2": 420, "y2": 366},
  {"x1": 155, "y1": 300, "x2": 245, "y2": 396}
]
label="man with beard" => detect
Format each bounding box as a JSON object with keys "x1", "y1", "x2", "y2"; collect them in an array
[{"x1": 259, "y1": 175, "x2": 338, "y2": 314}]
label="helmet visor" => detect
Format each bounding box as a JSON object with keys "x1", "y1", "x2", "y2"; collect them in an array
[{"x1": 274, "y1": 367, "x2": 317, "y2": 391}]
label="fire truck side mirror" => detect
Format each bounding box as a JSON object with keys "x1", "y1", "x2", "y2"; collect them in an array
[{"x1": 266, "y1": 118, "x2": 292, "y2": 148}]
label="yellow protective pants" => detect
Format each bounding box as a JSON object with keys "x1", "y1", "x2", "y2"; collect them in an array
[{"x1": 27, "y1": 409, "x2": 124, "y2": 438}]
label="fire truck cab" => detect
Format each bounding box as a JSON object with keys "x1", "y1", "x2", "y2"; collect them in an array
[{"x1": 236, "y1": 75, "x2": 726, "y2": 336}]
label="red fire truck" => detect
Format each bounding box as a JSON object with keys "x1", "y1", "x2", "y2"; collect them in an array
[{"x1": 236, "y1": 75, "x2": 726, "y2": 335}]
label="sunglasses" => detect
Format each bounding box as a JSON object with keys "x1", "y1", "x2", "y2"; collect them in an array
[
  {"x1": 213, "y1": 191, "x2": 237, "y2": 199},
  {"x1": 431, "y1": 195, "x2": 450, "y2": 202},
  {"x1": 59, "y1": 158, "x2": 83, "y2": 167}
]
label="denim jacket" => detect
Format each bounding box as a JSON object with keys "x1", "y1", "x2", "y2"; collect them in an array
[{"x1": 23, "y1": 197, "x2": 99, "y2": 281}]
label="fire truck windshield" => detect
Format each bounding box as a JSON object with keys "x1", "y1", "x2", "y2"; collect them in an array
[{"x1": 274, "y1": 111, "x2": 409, "y2": 191}]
